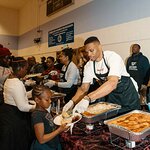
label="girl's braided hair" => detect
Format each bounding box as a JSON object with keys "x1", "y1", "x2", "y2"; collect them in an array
[{"x1": 32, "y1": 85, "x2": 51, "y2": 100}]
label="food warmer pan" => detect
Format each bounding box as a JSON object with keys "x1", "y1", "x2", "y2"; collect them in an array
[
  {"x1": 104, "y1": 110, "x2": 150, "y2": 141},
  {"x1": 81, "y1": 102, "x2": 121, "y2": 124}
]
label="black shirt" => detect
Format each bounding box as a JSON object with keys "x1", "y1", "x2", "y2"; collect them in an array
[{"x1": 31, "y1": 110, "x2": 60, "y2": 149}]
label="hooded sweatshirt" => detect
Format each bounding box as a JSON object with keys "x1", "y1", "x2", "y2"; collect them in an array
[{"x1": 126, "y1": 52, "x2": 150, "y2": 89}]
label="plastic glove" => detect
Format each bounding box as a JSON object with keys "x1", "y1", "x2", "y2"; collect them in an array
[
  {"x1": 63, "y1": 100, "x2": 74, "y2": 112},
  {"x1": 44, "y1": 80, "x2": 55, "y2": 88},
  {"x1": 73, "y1": 98, "x2": 89, "y2": 114}
]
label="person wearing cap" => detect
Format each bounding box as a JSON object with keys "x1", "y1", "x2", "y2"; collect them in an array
[
  {"x1": 0, "y1": 46, "x2": 12, "y2": 104},
  {"x1": 63, "y1": 36, "x2": 140, "y2": 114}
]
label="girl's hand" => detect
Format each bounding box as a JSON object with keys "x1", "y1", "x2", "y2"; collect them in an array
[{"x1": 58, "y1": 124, "x2": 69, "y2": 133}]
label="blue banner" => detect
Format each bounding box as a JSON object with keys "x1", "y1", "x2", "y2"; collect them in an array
[{"x1": 48, "y1": 23, "x2": 74, "y2": 47}]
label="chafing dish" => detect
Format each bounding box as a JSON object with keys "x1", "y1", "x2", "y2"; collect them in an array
[
  {"x1": 81, "y1": 102, "x2": 121, "y2": 124},
  {"x1": 104, "y1": 110, "x2": 150, "y2": 141}
]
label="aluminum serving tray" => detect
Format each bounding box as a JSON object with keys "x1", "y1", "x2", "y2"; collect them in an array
[
  {"x1": 104, "y1": 110, "x2": 150, "y2": 141},
  {"x1": 81, "y1": 102, "x2": 121, "y2": 124}
]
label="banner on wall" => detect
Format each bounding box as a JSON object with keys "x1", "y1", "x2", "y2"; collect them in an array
[{"x1": 48, "y1": 23, "x2": 74, "y2": 47}]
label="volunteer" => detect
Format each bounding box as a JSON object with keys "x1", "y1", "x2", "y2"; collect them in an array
[
  {"x1": 45, "y1": 48, "x2": 80, "y2": 103},
  {"x1": 63, "y1": 36, "x2": 140, "y2": 114}
]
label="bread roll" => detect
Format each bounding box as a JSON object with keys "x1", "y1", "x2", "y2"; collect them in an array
[{"x1": 61, "y1": 117, "x2": 72, "y2": 124}]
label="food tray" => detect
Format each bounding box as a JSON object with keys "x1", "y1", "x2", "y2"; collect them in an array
[
  {"x1": 104, "y1": 110, "x2": 150, "y2": 141},
  {"x1": 81, "y1": 102, "x2": 121, "y2": 124}
]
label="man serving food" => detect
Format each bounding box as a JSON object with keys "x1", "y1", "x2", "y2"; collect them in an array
[{"x1": 63, "y1": 36, "x2": 140, "y2": 114}]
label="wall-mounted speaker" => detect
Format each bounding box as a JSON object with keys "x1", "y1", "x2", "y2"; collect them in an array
[{"x1": 34, "y1": 37, "x2": 41, "y2": 43}]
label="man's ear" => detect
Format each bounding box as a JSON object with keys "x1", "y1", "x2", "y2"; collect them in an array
[{"x1": 66, "y1": 55, "x2": 69, "y2": 61}]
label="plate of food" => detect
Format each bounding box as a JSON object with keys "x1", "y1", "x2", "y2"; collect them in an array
[
  {"x1": 25, "y1": 73, "x2": 42, "y2": 78},
  {"x1": 53, "y1": 111, "x2": 82, "y2": 126}
]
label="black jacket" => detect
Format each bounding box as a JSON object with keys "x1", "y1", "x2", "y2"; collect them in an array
[{"x1": 126, "y1": 52, "x2": 150, "y2": 89}]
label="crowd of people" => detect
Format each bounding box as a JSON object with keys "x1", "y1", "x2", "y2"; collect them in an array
[{"x1": 0, "y1": 36, "x2": 149, "y2": 150}]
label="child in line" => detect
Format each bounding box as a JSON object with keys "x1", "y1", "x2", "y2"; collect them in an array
[{"x1": 31, "y1": 85, "x2": 68, "y2": 150}]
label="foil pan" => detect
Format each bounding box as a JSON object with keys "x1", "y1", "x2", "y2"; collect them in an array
[
  {"x1": 104, "y1": 110, "x2": 150, "y2": 141},
  {"x1": 81, "y1": 102, "x2": 121, "y2": 124}
]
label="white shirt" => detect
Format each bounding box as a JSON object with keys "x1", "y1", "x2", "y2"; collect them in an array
[
  {"x1": 58, "y1": 62, "x2": 80, "y2": 88},
  {"x1": 4, "y1": 78, "x2": 34, "y2": 112},
  {"x1": 83, "y1": 51, "x2": 129, "y2": 83}
]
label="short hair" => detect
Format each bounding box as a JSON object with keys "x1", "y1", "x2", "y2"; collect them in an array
[
  {"x1": 62, "y1": 48, "x2": 73, "y2": 61},
  {"x1": 32, "y1": 85, "x2": 51, "y2": 100},
  {"x1": 133, "y1": 44, "x2": 141, "y2": 49},
  {"x1": 41, "y1": 56, "x2": 46, "y2": 60},
  {"x1": 84, "y1": 36, "x2": 100, "y2": 45},
  {"x1": 47, "y1": 56, "x2": 55, "y2": 62}
]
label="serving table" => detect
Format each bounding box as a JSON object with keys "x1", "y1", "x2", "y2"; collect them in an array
[{"x1": 60, "y1": 121, "x2": 150, "y2": 150}]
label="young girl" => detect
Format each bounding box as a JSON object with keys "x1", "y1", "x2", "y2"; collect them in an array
[{"x1": 31, "y1": 85, "x2": 68, "y2": 150}]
